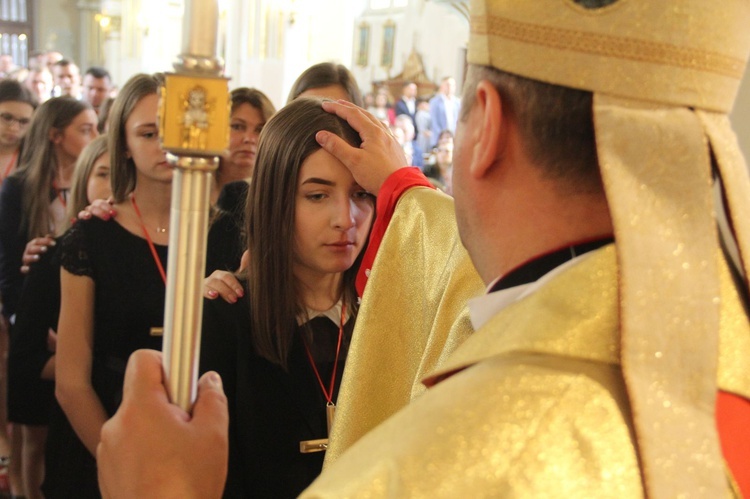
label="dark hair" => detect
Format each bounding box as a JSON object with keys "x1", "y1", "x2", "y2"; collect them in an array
[
  {"x1": 437, "y1": 129, "x2": 453, "y2": 143},
  {"x1": 461, "y1": 64, "x2": 601, "y2": 193},
  {"x1": 85, "y1": 66, "x2": 111, "y2": 80},
  {"x1": 53, "y1": 59, "x2": 76, "y2": 70},
  {"x1": 230, "y1": 87, "x2": 275, "y2": 122},
  {"x1": 67, "y1": 134, "x2": 109, "y2": 226},
  {"x1": 245, "y1": 97, "x2": 369, "y2": 368},
  {"x1": 16, "y1": 97, "x2": 93, "y2": 239},
  {"x1": 108, "y1": 73, "x2": 163, "y2": 202},
  {"x1": 287, "y1": 63, "x2": 364, "y2": 107},
  {"x1": 97, "y1": 96, "x2": 115, "y2": 133},
  {"x1": 0, "y1": 79, "x2": 38, "y2": 108}
]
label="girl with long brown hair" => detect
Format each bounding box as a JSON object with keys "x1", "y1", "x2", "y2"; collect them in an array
[
  {"x1": 9, "y1": 135, "x2": 110, "y2": 499},
  {"x1": 200, "y1": 97, "x2": 374, "y2": 498},
  {"x1": 52, "y1": 73, "x2": 167, "y2": 497},
  {"x1": 0, "y1": 96, "x2": 97, "y2": 498}
]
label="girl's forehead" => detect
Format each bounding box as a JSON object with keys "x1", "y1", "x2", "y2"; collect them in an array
[{"x1": 297, "y1": 149, "x2": 355, "y2": 184}]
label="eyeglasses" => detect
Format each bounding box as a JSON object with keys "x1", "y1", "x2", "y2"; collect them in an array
[{"x1": 0, "y1": 112, "x2": 31, "y2": 128}]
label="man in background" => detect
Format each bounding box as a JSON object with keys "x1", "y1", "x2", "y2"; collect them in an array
[
  {"x1": 23, "y1": 68, "x2": 53, "y2": 104},
  {"x1": 428, "y1": 76, "x2": 460, "y2": 147},
  {"x1": 0, "y1": 55, "x2": 17, "y2": 79},
  {"x1": 51, "y1": 59, "x2": 81, "y2": 99},
  {"x1": 394, "y1": 81, "x2": 418, "y2": 132},
  {"x1": 82, "y1": 66, "x2": 112, "y2": 116}
]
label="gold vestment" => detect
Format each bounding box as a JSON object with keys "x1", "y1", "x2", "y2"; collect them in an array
[
  {"x1": 325, "y1": 187, "x2": 484, "y2": 464},
  {"x1": 306, "y1": 243, "x2": 750, "y2": 497}
]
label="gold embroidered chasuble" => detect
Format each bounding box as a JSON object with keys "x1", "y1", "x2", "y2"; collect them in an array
[
  {"x1": 325, "y1": 186, "x2": 484, "y2": 464},
  {"x1": 306, "y1": 243, "x2": 750, "y2": 497}
]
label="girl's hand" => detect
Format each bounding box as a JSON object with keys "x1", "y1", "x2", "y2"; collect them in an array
[
  {"x1": 203, "y1": 250, "x2": 249, "y2": 303},
  {"x1": 203, "y1": 270, "x2": 244, "y2": 303},
  {"x1": 78, "y1": 198, "x2": 117, "y2": 221},
  {"x1": 20, "y1": 235, "x2": 55, "y2": 274}
]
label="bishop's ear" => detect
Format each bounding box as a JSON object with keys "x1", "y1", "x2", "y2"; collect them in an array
[{"x1": 467, "y1": 80, "x2": 503, "y2": 179}]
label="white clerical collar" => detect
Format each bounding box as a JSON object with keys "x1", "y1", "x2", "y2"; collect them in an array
[
  {"x1": 468, "y1": 251, "x2": 596, "y2": 331},
  {"x1": 297, "y1": 299, "x2": 350, "y2": 326}
]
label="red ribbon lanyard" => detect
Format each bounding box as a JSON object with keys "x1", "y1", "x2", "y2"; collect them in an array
[
  {"x1": 301, "y1": 303, "x2": 346, "y2": 404},
  {"x1": 1, "y1": 150, "x2": 17, "y2": 183},
  {"x1": 52, "y1": 179, "x2": 67, "y2": 208},
  {"x1": 131, "y1": 195, "x2": 167, "y2": 285}
]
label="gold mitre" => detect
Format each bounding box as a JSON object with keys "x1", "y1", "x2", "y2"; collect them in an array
[
  {"x1": 468, "y1": 1, "x2": 750, "y2": 497},
  {"x1": 468, "y1": 0, "x2": 750, "y2": 112}
]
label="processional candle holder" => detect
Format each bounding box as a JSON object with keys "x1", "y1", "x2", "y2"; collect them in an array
[{"x1": 158, "y1": 0, "x2": 230, "y2": 412}]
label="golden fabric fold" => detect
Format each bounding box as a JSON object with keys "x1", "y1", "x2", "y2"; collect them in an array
[
  {"x1": 594, "y1": 95, "x2": 726, "y2": 497},
  {"x1": 324, "y1": 187, "x2": 484, "y2": 465}
]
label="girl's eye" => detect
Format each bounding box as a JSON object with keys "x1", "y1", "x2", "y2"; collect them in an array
[
  {"x1": 305, "y1": 193, "x2": 326, "y2": 202},
  {"x1": 142, "y1": 132, "x2": 157, "y2": 139},
  {"x1": 97, "y1": 172, "x2": 110, "y2": 179},
  {"x1": 353, "y1": 190, "x2": 371, "y2": 200},
  {"x1": 231, "y1": 123, "x2": 246, "y2": 132}
]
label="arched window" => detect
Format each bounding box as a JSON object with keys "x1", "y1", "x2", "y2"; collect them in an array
[{"x1": 0, "y1": 0, "x2": 33, "y2": 68}]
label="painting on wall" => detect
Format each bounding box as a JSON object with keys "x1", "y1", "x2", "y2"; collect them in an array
[
  {"x1": 357, "y1": 22, "x2": 370, "y2": 67},
  {"x1": 381, "y1": 20, "x2": 395, "y2": 68}
]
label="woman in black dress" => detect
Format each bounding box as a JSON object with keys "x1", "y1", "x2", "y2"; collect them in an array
[
  {"x1": 9, "y1": 134, "x2": 110, "y2": 498},
  {"x1": 0, "y1": 96, "x2": 98, "y2": 498},
  {"x1": 206, "y1": 87, "x2": 276, "y2": 275},
  {"x1": 200, "y1": 98, "x2": 375, "y2": 498},
  {"x1": 52, "y1": 73, "x2": 167, "y2": 497}
]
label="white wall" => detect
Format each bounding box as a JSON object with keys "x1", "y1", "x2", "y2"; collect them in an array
[
  {"x1": 351, "y1": 0, "x2": 469, "y2": 96},
  {"x1": 34, "y1": 0, "x2": 77, "y2": 60}
]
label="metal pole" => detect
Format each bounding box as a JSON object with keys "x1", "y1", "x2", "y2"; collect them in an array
[{"x1": 159, "y1": 0, "x2": 230, "y2": 412}]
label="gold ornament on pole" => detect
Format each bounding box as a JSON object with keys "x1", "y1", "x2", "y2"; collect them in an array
[{"x1": 159, "y1": 0, "x2": 230, "y2": 412}]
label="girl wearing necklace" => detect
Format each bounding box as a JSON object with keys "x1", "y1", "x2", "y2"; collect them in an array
[
  {"x1": 54, "y1": 73, "x2": 167, "y2": 497},
  {"x1": 200, "y1": 97, "x2": 374, "y2": 498}
]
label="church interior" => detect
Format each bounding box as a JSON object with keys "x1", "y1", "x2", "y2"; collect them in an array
[{"x1": 1, "y1": 0, "x2": 748, "y2": 157}]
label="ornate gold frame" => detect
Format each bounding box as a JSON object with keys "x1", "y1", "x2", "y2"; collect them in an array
[
  {"x1": 357, "y1": 22, "x2": 370, "y2": 67},
  {"x1": 381, "y1": 20, "x2": 395, "y2": 68}
]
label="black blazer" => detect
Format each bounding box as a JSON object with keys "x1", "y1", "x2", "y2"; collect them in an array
[{"x1": 395, "y1": 98, "x2": 417, "y2": 132}]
